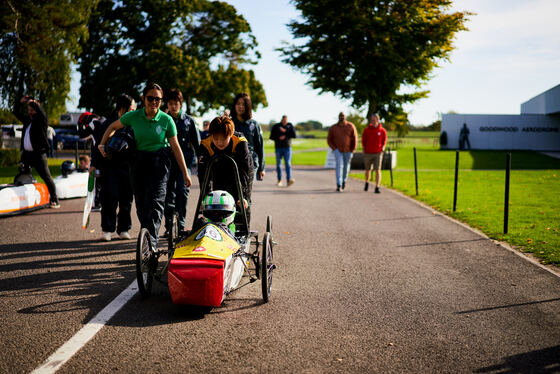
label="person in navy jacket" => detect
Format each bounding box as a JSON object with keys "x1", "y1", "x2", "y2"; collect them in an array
[
  {"x1": 163, "y1": 88, "x2": 201, "y2": 234},
  {"x1": 230, "y1": 93, "x2": 265, "y2": 181},
  {"x1": 270, "y1": 115, "x2": 297, "y2": 186}
]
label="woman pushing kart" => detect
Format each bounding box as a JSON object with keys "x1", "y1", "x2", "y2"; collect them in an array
[{"x1": 98, "y1": 82, "x2": 192, "y2": 248}]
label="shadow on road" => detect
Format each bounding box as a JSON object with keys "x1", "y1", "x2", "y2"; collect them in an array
[
  {"x1": 474, "y1": 345, "x2": 560, "y2": 374},
  {"x1": 456, "y1": 297, "x2": 560, "y2": 315},
  {"x1": 257, "y1": 188, "x2": 336, "y2": 195},
  {"x1": 106, "y1": 290, "x2": 212, "y2": 326},
  {"x1": 105, "y1": 284, "x2": 264, "y2": 327},
  {"x1": 398, "y1": 238, "x2": 489, "y2": 248},
  {"x1": 0, "y1": 239, "x2": 136, "y2": 321}
]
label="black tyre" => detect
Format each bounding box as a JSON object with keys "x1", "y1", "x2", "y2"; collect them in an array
[
  {"x1": 266, "y1": 215, "x2": 272, "y2": 233},
  {"x1": 261, "y1": 232, "x2": 273, "y2": 303},
  {"x1": 168, "y1": 213, "x2": 178, "y2": 255},
  {"x1": 136, "y1": 228, "x2": 155, "y2": 298}
]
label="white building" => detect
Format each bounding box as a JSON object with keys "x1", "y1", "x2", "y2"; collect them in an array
[{"x1": 441, "y1": 84, "x2": 560, "y2": 151}]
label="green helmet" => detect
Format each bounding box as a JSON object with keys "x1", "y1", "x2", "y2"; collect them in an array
[{"x1": 202, "y1": 190, "x2": 236, "y2": 225}]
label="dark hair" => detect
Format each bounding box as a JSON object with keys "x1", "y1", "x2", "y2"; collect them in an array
[
  {"x1": 115, "y1": 94, "x2": 134, "y2": 112},
  {"x1": 166, "y1": 88, "x2": 183, "y2": 104},
  {"x1": 209, "y1": 116, "x2": 234, "y2": 137},
  {"x1": 230, "y1": 92, "x2": 252, "y2": 121},
  {"x1": 142, "y1": 82, "x2": 163, "y2": 96}
]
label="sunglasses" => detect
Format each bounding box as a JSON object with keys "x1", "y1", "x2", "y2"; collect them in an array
[{"x1": 146, "y1": 96, "x2": 162, "y2": 103}]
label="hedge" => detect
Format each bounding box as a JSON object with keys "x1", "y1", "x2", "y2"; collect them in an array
[{"x1": 0, "y1": 148, "x2": 20, "y2": 167}]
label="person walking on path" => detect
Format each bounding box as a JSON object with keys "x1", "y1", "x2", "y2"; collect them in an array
[
  {"x1": 13, "y1": 95, "x2": 60, "y2": 208},
  {"x1": 362, "y1": 113, "x2": 387, "y2": 193},
  {"x1": 163, "y1": 88, "x2": 201, "y2": 235},
  {"x1": 82, "y1": 95, "x2": 136, "y2": 241},
  {"x1": 270, "y1": 115, "x2": 296, "y2": 187},
  {"x1": 327, "y1": 112, "x2": 358, "y2": 192},
  {"x1": 98, "y1": 82, "x2": 191, "y2": 248},
  {"x1": 231, "y1": 93, "x2": 265, "y2": 181}
]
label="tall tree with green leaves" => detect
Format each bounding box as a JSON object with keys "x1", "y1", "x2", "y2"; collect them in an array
[
  {"x1": 0, "y1": 0, "x2": 97, "y2": 119},
  {"x1": 79, "y1": 0, "x2": 267, "y2": 116},
  {"x1": 279, "y1": 0, "x2": 471, "y2": 135}
]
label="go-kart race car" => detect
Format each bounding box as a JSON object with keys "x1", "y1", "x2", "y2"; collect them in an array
[
  {"x1": 0, "y1": 165, "x2": 50, "y2": 217},
  {"x1": 54, "y1": 161, "x2": 89, "y2": 199},
  {"x1": 135, "y1": 154, "x2": 276, "y2": 307},
  {"x1": 0, "y1": 182, "x2": 50, "y2": 217}
]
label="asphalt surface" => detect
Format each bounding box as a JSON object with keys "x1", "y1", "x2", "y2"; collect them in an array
[{"x1": 1, "y1": 166, "x2": 559, "y2": 373}]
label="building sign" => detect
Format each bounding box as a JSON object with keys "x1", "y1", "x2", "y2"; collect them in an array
[{"x1": 441, "y1": 114, "x2": 560, "y2": 151}]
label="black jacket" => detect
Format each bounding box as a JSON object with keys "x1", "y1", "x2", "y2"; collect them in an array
[
  {"x1": 78, "y1": 114, "x2": 109, "y2": 169},
  {"x1": 13, "y1": 101, "x2": 49, "y2": 153},
  {"x1": 197, "y1": 133, "x2": 254, "y2": 203},
  {"x1": 173, "y1": 112, "x2": 201, "y2": 167},
  {"x1": 270, "y1": 122, "x2": 297, "y2": 148},
  {"x1": 232, "y1": 117, "x2": 265, "y2": 173}
]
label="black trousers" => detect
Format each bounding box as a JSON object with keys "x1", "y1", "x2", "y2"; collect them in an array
[
  {"x1": 21, "y1": 151, "x2": 58, "y2": 203},
  {"x1": 131, "y1": 150, "x2": 170, "y2": 247},
  {"x1": 100, "y1": 165, "x2": 133, "y2": 234},
  {"x1": 164, "y1": 159, "x2": 191, "y2": 232}
]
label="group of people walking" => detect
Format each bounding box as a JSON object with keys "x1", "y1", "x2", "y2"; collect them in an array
[
  {"x1": 327, "y1": 112, "x2": 387, "y2": 193},
  {"x1": 85, "y1": 84, "x2": 266, "y2": 247},
  {"x1": 14, "y1": 83, "x2": 388, "y2": 247}
]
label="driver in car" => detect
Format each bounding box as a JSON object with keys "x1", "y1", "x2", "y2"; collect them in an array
[{"x1": 197, "y1": 115, "x2": 254, "y2": 227}]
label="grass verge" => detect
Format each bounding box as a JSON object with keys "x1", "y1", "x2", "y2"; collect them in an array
[{"x1": 349, "y1": 168, "x2": 560, "y2": 266}]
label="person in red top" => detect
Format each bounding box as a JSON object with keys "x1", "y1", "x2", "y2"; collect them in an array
[{"x1": 361, "y1": 113, "x2": 387, "y2": 193}]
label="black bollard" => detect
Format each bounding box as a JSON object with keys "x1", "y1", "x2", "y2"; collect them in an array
[
  {"x1": 453, "y1": 151, "x2": 459, "y2": 212},
  {"x1": 389, "y1": 147, "x2": 393, "y2": 187},
  {"x1": 504, "y1": 152, "x2": 511, "y2": 234},
  {"x1": 413, "y1": 147, "x2": 418, "y2": 195},
  {"x1": 75, "y1": 140, "x2": 79, "y2": 166}
]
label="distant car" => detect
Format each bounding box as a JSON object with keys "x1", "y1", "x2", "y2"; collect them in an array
[{"x1": 54, "y1": 128, "x2": 89, "y2": 150}]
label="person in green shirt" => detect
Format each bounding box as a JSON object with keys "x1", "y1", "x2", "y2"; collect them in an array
[{"x1": 98, "y1": 82, "x2": 192, "y2": 248}]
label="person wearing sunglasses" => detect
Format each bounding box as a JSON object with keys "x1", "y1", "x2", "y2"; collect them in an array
[{"x1": 98, "y1": 82, "x2": 192, "y2": 248}]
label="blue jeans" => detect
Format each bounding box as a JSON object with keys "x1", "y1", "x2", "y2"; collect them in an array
[
  {"x1": 275, "y1": 147, "x2": 292, "y2": 181},
  {"x1": 334, "y1": 149, "x2": 352, "y2": 187}
]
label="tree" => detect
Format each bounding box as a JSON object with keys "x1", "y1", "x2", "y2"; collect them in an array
[
  {"x1": 79, "y1": 0, "x2": 267, "y2": 116},
  {"x1": 279, "y1": 0, "x2": 471, "y2": 135},
  {"x1": 0, "y1": 108, "x2": 18, "y2": 124},
  {"x1": 0, "y1": 0, "x2": 97, "y2": 119},
  {"x1": 295, "y1": 120, "x2": 323, "y2": 131},
  {"x1": 346, "y1": 111, "x2": 366, "y2": 135}
]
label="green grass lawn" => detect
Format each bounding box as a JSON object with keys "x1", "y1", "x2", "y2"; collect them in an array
[
  {"x1": 266, "y1": 136, "x2": 560, "y2": 266},
  {"x1": 348, "y1": 147, "x2": 560, "y2": 266},
  {"x1": 351, "y1": 168, "x2": 560, "y2": 265},
  {"x1": 394, "y1": 148, "x2": 560, "y2": 170}
]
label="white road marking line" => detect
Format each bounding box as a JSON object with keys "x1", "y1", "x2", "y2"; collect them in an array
[{"x1": 31, "y1": 281, "x2": 138, "y2": 374}]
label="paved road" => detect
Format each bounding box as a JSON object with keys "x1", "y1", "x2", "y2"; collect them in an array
[{"x1": 1, "y1": 167, "x2": 559, "y2": 373}]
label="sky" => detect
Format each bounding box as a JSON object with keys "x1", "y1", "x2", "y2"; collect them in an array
[{"x1": 67, "y1": 0, "x2": 560, "y2": 127}]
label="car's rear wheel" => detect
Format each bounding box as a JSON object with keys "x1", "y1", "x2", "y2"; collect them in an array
[{"x1": 261, "y1": 232, "x2": 273, "y2": 303}]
